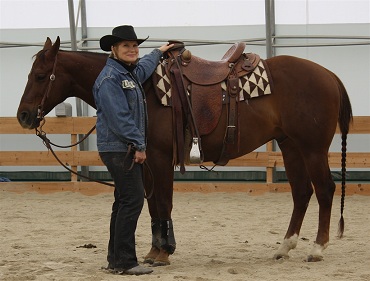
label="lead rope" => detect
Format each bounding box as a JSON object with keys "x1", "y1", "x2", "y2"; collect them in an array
[
  {"x1": 35, "y1": 119, "x2": 154, "y2": 199},
  {"x1": 35, "y1": 124, "x2": 115, "y2": 187}
]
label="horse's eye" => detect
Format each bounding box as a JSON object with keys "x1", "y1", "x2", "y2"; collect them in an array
[{"x1": 36, "y1": 73, "x2": 47, "y2": 81}]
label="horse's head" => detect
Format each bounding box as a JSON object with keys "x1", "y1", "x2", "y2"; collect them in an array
[{"x1": 17, "y1": 37, "x2": 69, "y2": 129}]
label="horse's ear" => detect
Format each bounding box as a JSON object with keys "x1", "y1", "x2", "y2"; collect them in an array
[
  {"x1": 48, "y1": 36, "x2": 60, "y2": 57},
  {"x1": 43, "y1": 37, "x2": 52, "y2": 50}
]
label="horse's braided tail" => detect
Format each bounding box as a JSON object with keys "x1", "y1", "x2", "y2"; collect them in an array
[
  {"x1": 334, "y1": 72, "x2": 353, "y2": 239},
  {"x1": 338, "y1": 133, "x2": 347, "y2": 238}
]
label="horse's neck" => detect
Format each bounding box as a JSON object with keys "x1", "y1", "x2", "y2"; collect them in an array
[{"x1": 60, "y1": 51, "x2": 107, "y2": 108}]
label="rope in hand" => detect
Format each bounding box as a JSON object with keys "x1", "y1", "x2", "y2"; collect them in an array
[
  {"x1": 34, "y1": 122, "x2": 154, "y2": 198},
  {"x1": 35, "y1": 127, "x2": 115, "y2": 187}
]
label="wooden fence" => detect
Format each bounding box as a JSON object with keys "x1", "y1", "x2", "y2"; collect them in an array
[{"x1": 0, "y1": 116, "x2": 369, "y2": 195}]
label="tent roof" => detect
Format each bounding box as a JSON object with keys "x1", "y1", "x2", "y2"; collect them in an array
[{"x1": 1, "y1": 0, "x2": 369, "y2": 29}]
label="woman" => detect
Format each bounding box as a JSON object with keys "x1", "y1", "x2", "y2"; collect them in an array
[{"x1": 93, "y1": 25, "x2": 173, "y2": 275}]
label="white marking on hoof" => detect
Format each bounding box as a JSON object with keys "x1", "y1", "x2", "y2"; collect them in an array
[
  {"x1": 274, "y1": 234, "x2": 298, "y2": 260},
  {"x1": 306, "y1": 242, "x2": 327, "y2": 262}
]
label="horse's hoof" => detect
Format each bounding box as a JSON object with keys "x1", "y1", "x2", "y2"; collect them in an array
[
  {"x1": 153, "y1": 261, "x2": 170, "y2": 267},
  {"x1": 153, "y1": 260, "x2": 170, "y2": 267},
  {"x1": 143, "y1": 257, "x2": 154, "y2": 264},
  {"x1": 273, "y1": 254, "x2": 289, "y2": 260},
  {"x1": 305, "y1": 255, "x2": 323, "y2": 262},
  {"x1": 144, "y1": 246, "x2": 160, "y2": 264},
  {"x1": 152, "y1": 249, "x2": 170, "y2": 266}
]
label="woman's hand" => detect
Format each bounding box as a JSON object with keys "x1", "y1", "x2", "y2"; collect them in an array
[
  {"x1": 158, "y1": 43, "x2": 175, "y2": 53},
  {"x1": 134, "y1": 150, "x2": 146, "y2": 164}
]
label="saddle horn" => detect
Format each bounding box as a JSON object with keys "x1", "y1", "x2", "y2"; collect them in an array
[{"x1": 167, "y1": 40, "x2": 185, "y2": 51}]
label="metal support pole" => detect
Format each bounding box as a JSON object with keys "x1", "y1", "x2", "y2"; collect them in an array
[
  {"x1": 67, "y1": 0, "x2": 82, "y2": 117},
  {"x1": 68, "y1": 0, "x2": 89, "y2": 180},
  {"x1": 80, "y1": 0, "x2": 88, "y2": 47},
  {"x1": 265, "y1": 0, "x2": 276, "y2": 58},
  {"x1": 265, "y1": 0, "x2": 277, "y2": 183},
  {"x1": 68, "y1": 0, "x2": 78, "y2": 51},
  {"x1": 80, "y1": 0, "x2": 89, "y2": 120}
]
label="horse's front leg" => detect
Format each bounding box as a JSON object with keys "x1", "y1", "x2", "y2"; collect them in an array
[{"x1": 143, "y1": 155, "x2": 175, "y2": 266}]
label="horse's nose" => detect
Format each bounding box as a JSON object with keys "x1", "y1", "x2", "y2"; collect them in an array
[
  {"x1": 17, "y1": 111, "x2": 30, "y2": 125},
  {"x1": 19, "y1": 111, "x2": 29, "y2": 122}
]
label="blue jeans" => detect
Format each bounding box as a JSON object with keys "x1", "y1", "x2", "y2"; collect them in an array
[{"x1": 99, "y1": 151, "x2": 145, "y2": 270}]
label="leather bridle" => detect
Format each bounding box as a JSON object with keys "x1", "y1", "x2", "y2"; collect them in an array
[{"x1": 37, "y1": 53, "x2": 58, "y2": 120}]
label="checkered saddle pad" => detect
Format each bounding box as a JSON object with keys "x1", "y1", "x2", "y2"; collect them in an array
[{"x1": 152, "y1": 56, "x2": 273, "y2": 107}]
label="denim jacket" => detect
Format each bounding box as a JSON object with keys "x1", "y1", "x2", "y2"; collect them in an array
[{"x1": 93, "y1": 48, "x2": 162, "y2": 152}]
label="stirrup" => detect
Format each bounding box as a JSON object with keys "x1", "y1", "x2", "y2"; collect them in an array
[{"x1": 189, "y1": 137, "x2": 202, "y2": 164}]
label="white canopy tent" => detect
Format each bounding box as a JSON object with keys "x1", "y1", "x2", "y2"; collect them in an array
[
  {"x1": 1, "y1": 0, "x2": 369, "y2": 29},
  {"x1": 1, "y1": 0, "x2": 369, "y2": 117},
  {"x1": 0, "y1": 0, "x2": 369, "y2": 176}
]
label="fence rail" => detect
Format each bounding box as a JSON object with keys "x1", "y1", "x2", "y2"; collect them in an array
[{"x1": 0, "y1": 116, "x2": 369, "y2": 195}]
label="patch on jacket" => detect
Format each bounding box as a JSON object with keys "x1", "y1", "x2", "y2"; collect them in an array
[{"x1": 122, "y1": 80, "x2": 136, "y2": 89}]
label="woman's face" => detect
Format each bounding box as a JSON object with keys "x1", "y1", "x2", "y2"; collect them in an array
[{"x1": 111, "y1": 40, "x2": 139, "y2": 64}]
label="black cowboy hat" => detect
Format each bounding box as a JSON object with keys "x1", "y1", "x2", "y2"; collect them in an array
[{"x1": 100, "y1": 25, "x2": 149, "y2": 51}]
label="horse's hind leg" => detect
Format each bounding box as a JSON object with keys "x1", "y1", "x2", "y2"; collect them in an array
[
  {"x1": 274, "y1": 138, "x2": 314, "y2": 260},
  {"x1": 302, "y1": 150, "x2": 336, "y2": 262}
]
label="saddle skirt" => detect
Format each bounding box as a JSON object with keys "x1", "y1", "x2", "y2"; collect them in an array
[{"x1": 221, "y1": 60, "x2": 272, "y2": 100}]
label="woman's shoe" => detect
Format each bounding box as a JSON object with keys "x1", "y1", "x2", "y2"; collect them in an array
[{"x1": 114, "y1": 265, "x2": 153, "y2": 275}]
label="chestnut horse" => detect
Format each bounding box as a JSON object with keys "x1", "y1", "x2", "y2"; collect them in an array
[{"x1": 17, "y1": 37, "x2": 352, "y2": 264}]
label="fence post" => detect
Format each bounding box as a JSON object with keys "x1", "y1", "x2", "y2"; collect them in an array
[
  {"x1": 71, "y1": 133, "x2": 78, "y2": 182},
  {"x1": 266, "y1": 141, "x2": 275, "y2": 184}
]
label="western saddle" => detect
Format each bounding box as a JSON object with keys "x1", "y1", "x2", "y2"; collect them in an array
[{"x1": 163, "y1": 41, "x2": 261, "y2": 172}]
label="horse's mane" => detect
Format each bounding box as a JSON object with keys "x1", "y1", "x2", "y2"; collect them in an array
[
  {"x1": 33, "y1": 49, "x2": 48, "y2": 60},
  {"x1": 33, "y1": 49, "x2": 108, "y2": 61},
  {"x1": 66, "y1": 50, "x2": 109, "y2": 59}
]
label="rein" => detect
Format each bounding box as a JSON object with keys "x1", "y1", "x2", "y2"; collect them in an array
[
  {"x1": 35, "y1": 120, "x2": 115, "y2": 187},
  {"x1": 35, "y1": 120, "x2": 154, "y2": 199}
]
